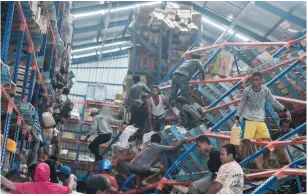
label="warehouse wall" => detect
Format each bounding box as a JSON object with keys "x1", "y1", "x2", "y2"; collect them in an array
[{"x1": 69, "y1": 53, "x2": 129, "y2": 112}]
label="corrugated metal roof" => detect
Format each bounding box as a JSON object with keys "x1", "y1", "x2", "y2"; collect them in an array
[
  {"x1": 69, "y1": 53, "x2": 129, "y2": 107},
  {"x1": 71, "y1": 1, "x2": 306, "y2": 60}
]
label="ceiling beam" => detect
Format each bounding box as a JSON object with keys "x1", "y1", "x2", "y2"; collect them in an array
[
  {"x1": 264, "y1": 4, "x2": 299, "y2": 38},
  {"x1": 72, "y1": 36, "x2": 131, "y2": 51},
  {"x1": 255, "y1": 2, "x2": 306, "y2": 28},
  {"x1": 72, "y1": 49, "x2": 130, "y2": 64},
  {"x1": 71, "y1": 1, "x2": 147, "y2": 15},
  {"x1": 179, "y1": 1, "x2": 271, "y2": 42},
  {"x1": 73, "y1": 19, "x2": 131, "y2": 34}
]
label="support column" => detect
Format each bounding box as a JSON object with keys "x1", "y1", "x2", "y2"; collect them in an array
[
  {"x1": 1, "y1": 2, "x2": 15, "y2": 63},
  {"x1": 158, "y1": 26, "x2": 163, "y2": 83}
]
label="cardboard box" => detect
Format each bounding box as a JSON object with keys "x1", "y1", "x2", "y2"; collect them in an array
[
  {"x1": 59, "y1": 149, "x2": 68, "y2": 160},
  {"x1": 67, "y1": 151, "x2": 77, "y2": 161},
  {"x1": 62, "y1": 132, "x2": 75, "y2": 140},
  {"x1": 84, "y1": 107, "x2": 93, "y2": 122},
  {"x1": 114, "y1": 100, "x2": 123, "y2": 106}
]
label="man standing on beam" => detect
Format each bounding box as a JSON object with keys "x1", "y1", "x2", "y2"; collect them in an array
[
  {"x1": 235, "y1": 72, "x2": 291, "y2": 169},
  {"x1": 169, "y1": 54, "x2": 205, "y2": 105}
]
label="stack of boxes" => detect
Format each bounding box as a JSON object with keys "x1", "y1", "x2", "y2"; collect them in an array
[{"x1": 129, "y1": 3, "x2": 202, "y2": 83}]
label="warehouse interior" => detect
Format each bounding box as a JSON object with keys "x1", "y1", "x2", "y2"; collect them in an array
[{"x1": 1, "y1": 1, "x2": 307, "y2": 194}]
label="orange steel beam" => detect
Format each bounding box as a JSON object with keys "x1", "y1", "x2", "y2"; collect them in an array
[
  {"x1": 165, "y1": 95, "x2": 305, "y2": 121},
  {"x1": 186, "y1": 35, "x2": 306, "y2": 55},
  {"x1": 274, "y1": 96, "x2": 307, "y2": 106},
  {"x1": 1, "y1": 85, "x2": 29, "y2": 134},
  {"x1": 160, "y1": 57, "x2": 298, "y2": 91},
  {"x1": 282, "y1": 168, "x2": 306, "y2": 177},
  {"x1": 15, "y1": 2, "x2": 50, "y2": 102},
  {"x1": 189, "y1": 77, "x2": 245, "y2": 84},
  {"x1": 71, "y1": 100, "x2": 120, "y2": 108},
  {"x1": 245, "y1": 168, "x2": 306, "y2": 180}
]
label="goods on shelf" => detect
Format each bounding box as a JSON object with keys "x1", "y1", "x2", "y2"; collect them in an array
[
  {"x1": 62, "y1": 132, "x2": 76, "y2": 140},
  {"x1": 86, "y1": 84, "x2": 107, "y2": 103}
]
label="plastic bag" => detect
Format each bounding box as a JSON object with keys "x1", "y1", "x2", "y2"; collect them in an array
[
  {"x1": 112, "y1": 125, "x2": 138, "y2": 151},
  {"x1": 41, "y1": 112, "x2": 56, "y2": 127},
  {"x1": 230, "y1": 124, "x2": 241, "y2": 145}
]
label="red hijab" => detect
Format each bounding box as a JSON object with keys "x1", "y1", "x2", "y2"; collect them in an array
[{"x1": 12, "y1": 163, "x2": 70, "y2": 194}]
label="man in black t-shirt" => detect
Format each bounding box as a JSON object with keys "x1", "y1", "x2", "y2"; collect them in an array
[{"x1": 188, "y1": 135, "x2": 222, "y2": 194}]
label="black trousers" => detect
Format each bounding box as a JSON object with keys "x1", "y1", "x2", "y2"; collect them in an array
[
  {"x1": 128, "y1": 103, "x2": 148, "y2": 141},
  {"x1": 88, "y1": 133, "x2": 112, "y2": 161}
]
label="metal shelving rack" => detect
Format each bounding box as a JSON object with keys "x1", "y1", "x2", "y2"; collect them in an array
[
  {"x1": 1, "y1": 1, "x2": 71, "y2": 174},
  {"x1": 118, "y1": 31, "x2": 307, "y2": 193},
  {"x1": 59, "y1": 97, "x2": 121, "y2": 180}
]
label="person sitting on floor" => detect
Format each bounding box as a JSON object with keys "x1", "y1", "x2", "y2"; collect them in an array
[
  {"x1": 206, "y1": 144, "x2": 244, "y2": 194},
  {"x1": 98, "y1": 159, "x2": 120, "y2": 194},
  {"x1": 129, "y1": 133, "x2": 184, "y2": 188},
  {"x1": 175, "y1": 96, "x2": 203, "y2": 130},
  {"x1": 146, "y1": 85, "x2": 177, "y2": 132},
  {"x1": 188, "y1": 135, "x2": 222, "y2": 194}
]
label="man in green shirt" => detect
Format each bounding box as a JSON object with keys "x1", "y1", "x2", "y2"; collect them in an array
[{"x1": 126, "y1": 75, "x2": 151, "y2": 142}]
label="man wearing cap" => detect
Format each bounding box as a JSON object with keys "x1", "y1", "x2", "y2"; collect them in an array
[
  {"x1": 56, "y1": 166, "x2": 74, "y2": 187},
  {"x1": 83, "y1": 108, "x2": 123, "y2": 161},
  {"x1": 169, "y1": 54, "x2": 205, "y2": 104},
  {"x1": 86, "y1": 174, "x2": 117, "y2": 194}
]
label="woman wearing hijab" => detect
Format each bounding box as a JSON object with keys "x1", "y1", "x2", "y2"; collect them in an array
[{"x1": 1, "y1": 163, "x2": 76, "y2": 194}]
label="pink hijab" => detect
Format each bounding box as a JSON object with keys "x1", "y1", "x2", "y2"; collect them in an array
[{"x1": 11, "y1": 163, "x2": 70, "y2": 194}]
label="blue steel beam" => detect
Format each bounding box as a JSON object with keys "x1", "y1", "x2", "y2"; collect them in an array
[
  {"x1": 122, "y1": 9, "x2": 134, "y2": 38},
  {"x1": 285, "y1": 146, "x2": 303, "y2": 193},
  {"x1": 12, "y1": 31, "x2": 25, "y2": 84},
  {"x1": 179, "y1": 1, "x2": 271, "y2": 42},
  {"x1": 255, "y1": 2, "x2": 306, "y2": 28},
  {"x1": 158, "y1": 26, "x2": 163, "y2": 83},
  {"x1": 252, "y1": 156, "x2": 306, "y2": 194},
  {"x1": 1, "y1": 109, "x2": 13, "y2": 173},
  {"x1": 168, "y1": 30, "x2": 173, "y2": 73},
  {"x1": 132, "y1": 22, "x2": 137, "y2": 77},
  {"x1": 9, "y1": 118, "x2": 21, "y2": 170},
  {"x1": 72, "y1": 49, "x2": 129, "y2": 64},
  {"x1": 71, "y1": 1, "x2": 147, "y2": 14},
  {"x1": 154, "y1": 53, "x2": 305, "y2": 193},
  {"x1": 27, "y1": 68, "x2": 36, "y2": 102},
  {"x1": 1, "y1": 2, "x2": 15, "y2": 63},
  {"x1": 240, "y1": 123, "x2": 306, "y2": 167},
  {"x1": 21, "y1": 54, "x2": 33, "y2": 99},
  {"x1": 72, "y1": 37, "x2": 130, "y2": 51},
  {"x1": 73, "y1": 19, "x2": 131, "y2": 34},
  {"x1": 161, "y1": 38, "x2": 200, "y2": 82}
]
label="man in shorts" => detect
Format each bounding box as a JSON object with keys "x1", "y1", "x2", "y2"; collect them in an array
[
  {"x1": 235, "y1": 72, "x2": 291, "y2": 168},
  {"x1": 129, "y1": 134, "x2": 184, "y2": 188}
]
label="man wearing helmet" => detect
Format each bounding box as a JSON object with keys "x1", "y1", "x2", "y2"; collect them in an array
[
  {"x1": 83, "y1": 108, "x2": 123, "y2": 161},
  {"x1": 98, "y1": 160, "x2": 119, "y2": 194}
]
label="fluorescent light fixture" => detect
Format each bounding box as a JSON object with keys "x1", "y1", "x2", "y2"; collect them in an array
[
  {"x1": 202, "y1": 18, "x2": 251, "y2": 41},
  {"x1": 72, "y1": 46, "x2": 131, "y2": 59},
  {"x1": 74, "y1": 2, "x2": 162, "y2": 18},
  {"x1": 72, "y1": 41, "x2": 126, "y2": 53}
]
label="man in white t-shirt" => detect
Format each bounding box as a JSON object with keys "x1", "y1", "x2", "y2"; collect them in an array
[{"x1": 206, "y1": 144, "x2": 244, "y2": 194}]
